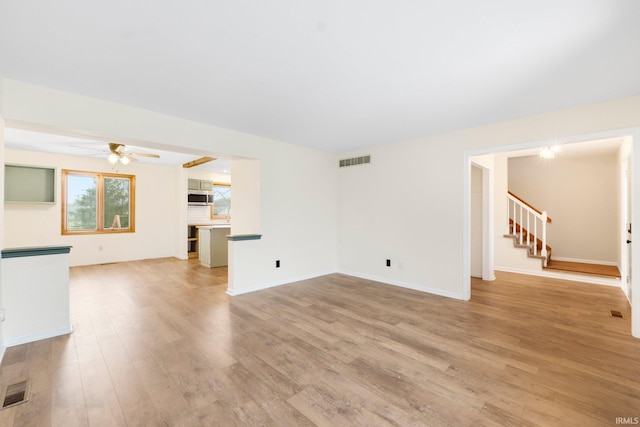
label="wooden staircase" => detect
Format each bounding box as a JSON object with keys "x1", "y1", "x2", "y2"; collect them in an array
[
  {"x1": 505, "y1": 191, "x2": 551, "y2": 267},
  {"x1": 505, "y1": 218, "x2": 552, "y2": 265},
  {"x1": 505, "y1": 191, "x2": 620, "y2": 279}
]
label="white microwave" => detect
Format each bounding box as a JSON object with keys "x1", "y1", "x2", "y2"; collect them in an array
[{"x1": 188, "y1": 191, "x2": 213, "y2": 205}]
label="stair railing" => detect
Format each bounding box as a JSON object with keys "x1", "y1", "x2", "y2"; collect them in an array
[{"x1": 507, "y1": 192, "x2": 548, "y2": 266}]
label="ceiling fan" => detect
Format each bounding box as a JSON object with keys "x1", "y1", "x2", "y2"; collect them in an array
[{"x1": 107, "y1": 143, "x2": 160, "y2": 165}]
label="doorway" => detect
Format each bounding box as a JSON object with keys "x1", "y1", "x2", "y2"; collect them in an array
[{"x1": 464, "y1": 129, "x2": 640, "y2": 339}]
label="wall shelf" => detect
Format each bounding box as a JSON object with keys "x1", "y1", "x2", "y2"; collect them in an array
[{"x1": 4, "y1": 164, "x2": 56, "y2": 204}]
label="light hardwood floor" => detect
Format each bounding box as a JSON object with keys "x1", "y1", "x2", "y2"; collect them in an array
[
  {"x1": 544, "y1": 259, "x2": 621, "y2": 278},
  {"x1": 0, "y1": 258, "x2": 638, "y2": 426}
]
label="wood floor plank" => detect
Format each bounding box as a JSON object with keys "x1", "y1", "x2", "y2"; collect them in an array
[
  {"x1": 0, "y1": 259, "x2": 639, "y2": 426},
  {"x1": 260, "y1": 399, "x2": 317, "y2": 427},
  {"x1": 545, "y1": 260, "x2": 621, "y2": 278}
]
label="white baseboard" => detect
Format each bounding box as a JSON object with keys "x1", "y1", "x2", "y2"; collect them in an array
[
  {"x1": 550, "y1": 256, "x2": 618, "y2": 266},
  {"x1": 3, "y1": 326, "x2": 74, "y2": 348},
  {"x1": 338, "y1": 270, "x2": 466, "y2": 300},
  {"x1": 0, "y1": 345, "x2": 5, "y2": 365},
  {"x1": 226, "y1": 270, "x2": 466, "y2": 300},
  {"x1": 226, "y1": 270, "x2": 338, "y2": 296},
  {"x1": 495, "y1": 266, "x2": 621, "y2": 287}
]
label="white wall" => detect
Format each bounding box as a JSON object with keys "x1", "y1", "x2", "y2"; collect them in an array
[
  {"x1": 230, "y1": 159, "x2": 261, "y2": 235},
  {"x1": 618, "y1": 138, "x2": 633, "y2": 298},
  {"x1": 470, "y1": 165, "x2": 482, "y2": 277},
  {"x1": 4, "y1": 148, "x2": 179, "y2": 266},
  {"x1": 508, "y1": 152, "x2": 618, "y2": 264},
  {"x1": 2, "y1": 252, "x2": 72, "y2": 346},
  {"x1": 1, "y1": 79, "x2": 338, "y2": 294},
  {"x1": 338, "y1": 95, "x2": 640, "y2": 301},
  {"x1": 0, "y1": 106, "x2": 5, "y2": 358}
]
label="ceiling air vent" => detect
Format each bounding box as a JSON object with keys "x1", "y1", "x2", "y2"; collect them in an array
[{"x1": 339, "y1": 155, "x2": 371, "y2": 168}]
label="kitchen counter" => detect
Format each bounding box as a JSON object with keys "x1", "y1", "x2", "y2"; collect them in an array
[{"x1": 197, "y1": 225, "x2": 230, "y2": 268}]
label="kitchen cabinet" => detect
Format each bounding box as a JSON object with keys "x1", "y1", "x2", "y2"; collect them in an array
[
  {"x1": 188, "y1": 179, "x2": 200, "y2": 190},
  {"x1": 187, "y1": 225, "x2": 198, "y2": 259},
  {"x1": 197, "y1": 225, "x2": 230, "y2": 267},
  {"x1": 188, "y1": 179, "x2": 213, "y2": 191}
]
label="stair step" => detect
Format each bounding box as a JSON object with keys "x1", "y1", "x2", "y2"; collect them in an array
[{"x1": 504, "y1": 233, "x2": 552, "y2": 265}]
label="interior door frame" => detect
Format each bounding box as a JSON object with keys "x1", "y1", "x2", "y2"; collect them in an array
[
  {"x1": 463, "y1": 127, "x2": 640, "y2": 339},
  {"x1": 469, "y1": 160, "x2": 494, "y2": 282}
]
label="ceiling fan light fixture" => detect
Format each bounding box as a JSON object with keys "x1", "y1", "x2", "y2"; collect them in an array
[
  {"x1": 108, "y1": 153, "x2": 119, "y2": 164},
  {"x1": 119, "y1": 155, "x2": 130, "y2": 165}
]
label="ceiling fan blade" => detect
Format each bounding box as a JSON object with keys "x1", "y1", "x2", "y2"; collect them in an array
[
  {"x1": 71, "y1": 144, "x2": 101, "y2": 151},
  {"x1": 129, "y1": 152, "x2": 160, "y2": 158}
]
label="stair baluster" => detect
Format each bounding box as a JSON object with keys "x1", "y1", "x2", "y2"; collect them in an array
[{"x1": 507, "y1": 193, "x2": 550, "y2": 267}]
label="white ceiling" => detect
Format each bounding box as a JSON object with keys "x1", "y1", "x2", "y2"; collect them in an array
[
  {"x1": 1, "y1": 1, "x2": 639, "y2": 154},
  {"x1": 3, "y1": 127, "x2": 232, "y2": 172}
]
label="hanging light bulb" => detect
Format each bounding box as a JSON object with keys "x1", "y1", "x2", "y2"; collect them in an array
[
  {"x1": 119, "y1": 155, "x2": 130, "y2": 165},
  {"x1": 540, "y1": 147, "x2": 554, "y2": 159},
  {"x1": 108, "y1": 153, "x2": 119, "y2": 164},
  {"x1": 540, "y1": 145, "x2": 562, "y2": 159}
]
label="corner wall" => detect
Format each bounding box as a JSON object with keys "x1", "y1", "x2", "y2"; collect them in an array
[
  {"x1": 1, "y1": 79, "x2": 338, "y2": 293},
  {"x1": 337, "y1": 95, "x2": 640, "y2": 302}
]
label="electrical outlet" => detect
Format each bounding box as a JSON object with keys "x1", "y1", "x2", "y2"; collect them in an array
[
  {"x1": 276, "y1": 260, "x2": 280, "y2": 268},
  {"x1": 0, "y1": 309, "x2": 6, "y2": 322},
  {"x1": 386, "y1": 259, "x2": 391, "y2": 267}
]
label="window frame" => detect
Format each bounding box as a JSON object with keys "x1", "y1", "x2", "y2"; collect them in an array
[
  {"x1": 210, "y1": 182, "x2": 231, "y2": 220},
  {"x1": 61, "y1": 169, "x2": 136, "y2": 235}
]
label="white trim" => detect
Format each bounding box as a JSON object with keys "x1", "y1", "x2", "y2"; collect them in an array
[
  {"x1": 3, "y1": 326, "x2": 74, "y2": 348},
  {"x1": 339, "y1": 270, "x2": 466, "y2": 300},
  {"x1": 495, "y1": 266, "x2": 621, "y2": 287},
  {"x1": 0, "y1": 345, "x2": 5, "y2": 366},
  {"x1": 550, "y1": 257, "x2": 618, "y2": 266},
  {"x1": 469, "y1": 160, "x2": 496, "y2": 283},
  {"x1": 482, "y1": 166, "x2": 496, "y2": 281},
  {"x1": 631, "y1": 128, "x2": 640, "y2": 339},
  {"x1": 463, "y1": 156, "x2": 471, "y2": 299},
  {"x1": 226, "y1": 270, "x2": 338, "y2": 296}
]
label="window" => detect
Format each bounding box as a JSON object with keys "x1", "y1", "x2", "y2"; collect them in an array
[
  {"x1": 62, "y1": 170, "x2": 135, "y2": 234},
  {"x1": 211, "y1": 182, "x2": 231, "y2": 219}
]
